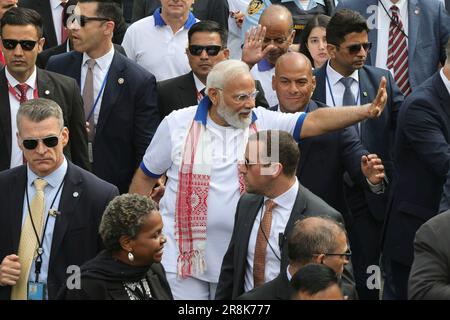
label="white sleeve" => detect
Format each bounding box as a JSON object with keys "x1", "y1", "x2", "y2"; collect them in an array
[
  {"x1": 121, "y1": 27, "x2": 135, "y2": 61},
  {"x1": 254, "y1": 107, "x2": 306, "y2": 141}
]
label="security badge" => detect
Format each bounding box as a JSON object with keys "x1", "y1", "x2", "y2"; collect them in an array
[
  {"x1": 28, "y1": 282, "x2": 46, "y2": 300},
  {"x1": 247, "y1": 0, "x2": 264, "y2": 15}
]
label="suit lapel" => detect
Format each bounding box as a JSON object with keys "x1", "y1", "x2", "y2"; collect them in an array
[
  {"x1": 11, "y1": 167, "x2": 27, "y2": 252},
  {"x1": 312, "y1": 65, "x2": 327, "y2": 103},
  {"x1": 284, "y1": 189, "x2": 306, "y2": 237},
  {"x1": 407, "y1": 0, "x2": 420, "y2": 62},
  {"x1": 0, "y1": 69, "x2": 12, "y2": 158},
  {"x1": 357, "y1": 67, "x2": 373, "y2": 141},
  {"x1": 179, "y1": 72, "x2": 199, "y2": 107},
  {"x1": 239, "y1": 195, "x2": 264, "y2": 263},
  {"x1": 50, "y1": 162, "x2": 83, "y2": 258},
  {"x1": 36, "y1": 68, "x2": 55, "y2": 100},
  {"x1": 40, "y1": 0, "x2": 57, "y2": 48},
  {"x1": 66, "y1": 52, "x2": 83, "y2": 87},
  {"x1": 96, "y1": 52, "x2": 125, "y2": 135}
]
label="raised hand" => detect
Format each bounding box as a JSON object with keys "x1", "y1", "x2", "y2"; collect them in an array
[
  {"x1": 241, "y1": 25, "x2": 275, "y2": 69},
  {"x1": 368, "y1": 76, "x2": 387, "y2": 118}
]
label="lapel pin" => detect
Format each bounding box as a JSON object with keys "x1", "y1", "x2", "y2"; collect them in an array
[
  {"x1": 414, "y1": 8, "x2": 420, "y2": 15},
  {"x1": 118, "y1": 78, "x2": 124, "y2": 85},
  {"x1": 73, "y1": 191, "x2": 79, "y2": 198},
  {"x1": 49, "y1": 208, "x2": 60, "y2": 217},
  {"x1": 363, "y1": 91, "x2": 368, "y2": 97},
  {"x1": 44, "y1": 90, "x2": 50, "y2": 95}
]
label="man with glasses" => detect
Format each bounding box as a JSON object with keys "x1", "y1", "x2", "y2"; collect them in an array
[
  {"x1": 0, "y1": 98, "x2": 119, "y2": 300},
  {"x1": 239, "y1": 216, "x2": 356, "y2": 300},
  {"x1": 0, "y1": 7, "x2": 90, "y2": 172},
  {"x1": 130, "y1": 57, "x2": 387, "y2": 299},
  {"x1": 157, "y1": 20, "x2": 268, "y2": 119},
  {"x1": 0, "y1": 0, "x2": 17, "y2": 66},
  {"x1": 311, "y1": 9, "x2": 404, "y2": 300},
  {"x1": 46, "y1": 0, "x2": 160, "y2": 194}
]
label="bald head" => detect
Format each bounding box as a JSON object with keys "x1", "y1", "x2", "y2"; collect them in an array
[
  {"x1": 259, "y1": 4, "x2": 293, "y2": 30},
  {"x1": 276, "y1": 52, "x2": 312, "y2": 77}
]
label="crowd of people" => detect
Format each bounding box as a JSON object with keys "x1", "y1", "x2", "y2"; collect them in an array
[{"x1": 0, "y1": 0, "x2": 449, "y2": 301}]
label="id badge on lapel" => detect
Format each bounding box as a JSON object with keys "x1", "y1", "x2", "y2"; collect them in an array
[{"x1": 28, "y1": 282, "x2": 46, "y2": 300}]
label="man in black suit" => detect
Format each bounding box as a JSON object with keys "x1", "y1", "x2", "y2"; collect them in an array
[
  {"x1": 0, "y1": 7, "x2": 89, "y2": 172},
  {"x1": 239, "y1": 216, "x2": 357, "y2": 300},
  {"x1": 0, "y1": 98, "x2": 118, "y2": 300},
  {"x1": 382, "y1": 39, "x2": 450, "y2": 300},
  {"x1": 157, "y1": 20, "x2": 268, "y2": 119},
  {"x1": 311, "y1": 9, "x2": 404, "y2": 300},
  {"x1": 215, "y1": 130, "x2": 381, "y2": 299},
  {"x1": 46, "y1": 0, "x2": 160, "y2": 193}
]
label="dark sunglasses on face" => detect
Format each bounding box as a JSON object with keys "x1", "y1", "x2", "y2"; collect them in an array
[
  {"x1": 188, "y1": 45, "x2": 222, "y2": 56},
  {"x1": 1, "y1": 39, "x2": 38, "y2": 51},
  {"x1": 337, "y1": 42, "x2": 372, "y2": 54},
  {"x1": 22, "y1": 135, "x2": 59, "y2": 150},
  {"x1": 69, "y1": 15, "x2": 111, "y2": 27}
]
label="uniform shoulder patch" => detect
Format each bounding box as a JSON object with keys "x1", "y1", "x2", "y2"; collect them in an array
[{"x1": 247, "y1": 0, "x2": 264, "y2": 15}]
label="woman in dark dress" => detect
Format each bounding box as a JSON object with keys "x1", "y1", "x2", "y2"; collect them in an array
[{"x1": 59, "y1": 194, "x2": 172, "y2": 300}]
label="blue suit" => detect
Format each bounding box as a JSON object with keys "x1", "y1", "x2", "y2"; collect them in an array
[
  {"x1": 312, "y1": 63, "x2": 404, "y2": 299},
  {"x1": 382, "y1": 70, "x2": 450, "y2": 299},
  {"x1": 46, "y1": 51, "x2": 160, "y2": 193},
  {"x1": 336, "y1": 0, "x2": 450, "y2": 91}
]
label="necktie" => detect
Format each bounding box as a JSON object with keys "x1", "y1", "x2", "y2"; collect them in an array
[
  {"x1": 386, "y1": 5, "x2": 411, "y2": 96},
  {"x1": 253, "y1": 199, "x2": 277, "y2": 287},
  {"x1": 340, "y1": 77, "x2": 356, "y2": 106},
  {"x1": 83, "y1": 59, "x2": 96, "y2": 142},
  {"x1": 16, "y1": 84, "x2": 29, "y2": 104},
  {"x1": 11, "y1": 178, "x2": 48, "y2": 300},
  {"x1": 60, "y1": 1, "x2": 68, "y2": 44}
]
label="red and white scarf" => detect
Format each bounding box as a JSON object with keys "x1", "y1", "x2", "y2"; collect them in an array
[{"x1": 175, "y1": 118, "x2": 257, "y2": 278}]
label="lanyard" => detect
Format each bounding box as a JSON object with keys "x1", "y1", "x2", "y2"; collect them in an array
[
  {"x1": 326, "y1": 73, "x2": 360, "y2": 107},
  {"x1": 7, "y1": 82, "x2": 39, "y2": 102},
  {"x1": 24, "y1": 175, "x2": 66, "y2": 282},
  {"x1": 86, "y1": 70, "x2": 109, "y2": 122}
]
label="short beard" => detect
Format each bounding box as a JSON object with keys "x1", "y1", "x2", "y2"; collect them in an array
[{"x1": 216, "y1": 101, "x2": 252, "y2": 129}]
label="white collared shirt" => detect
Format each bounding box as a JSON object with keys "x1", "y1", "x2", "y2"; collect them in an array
[
  {"x1": 22, "y1": 157, "x2": 68, "y2": 297},
  {"x1": 375, "y1": 0, "x2": 409, "y2": 73},
  {"x1": 193, "y1": 72, "x2": 206, "y2": 102},
  {"x1": 250, "y1": 64, "x2": 278, "y2": 108},
  {"x1": 50, "y1": 0, "x2": 66, "y2": 45},
  {"x1": 440, "y1": 68, "x2": 450, "y2": 95},
  {"x1": 80, "y1": 46, "x2": 114, "y2": 125},
  {"x1": 5, "y1": 67, "x2": 37, "y2": 169},
  {"x1": 325, "y1": 61, "x2": 360, "y2": 107},
  {"x1": 244, "y1": 179, "x2": 299, "y2": 292}
]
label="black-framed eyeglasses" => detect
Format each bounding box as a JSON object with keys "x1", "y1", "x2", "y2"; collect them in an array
[
  {"x1": 188, "y1": 45, "x2": 223, "y2": 56},
  {"x1": 241, "y1": 157, "x2": 271, "y2": 169},
  {"x1": 316, "y1": 249, "x2": 352, "y2": 259},
  {"x1": 336, "y1": 42, "x2": 372, "y2": 54},
  {"x1": 22, "y1": 135, "x2": 60, "y2": 150},
  {"x1": 70, "y1": 14, "x2": 111, "y2": 27},
  {"x1": 1, "y1": 39, "x2": 38, "y2": 51}
]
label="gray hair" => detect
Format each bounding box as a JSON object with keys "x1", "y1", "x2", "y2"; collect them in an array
[
  {"x1": 288, "y1": 216, "x2": 346, "y2": 265},
  {"x1": 17, "y1": 98, "x2": 64, "y2": 133},
  {"x1": 206, "y1": 59, "x2": 250, "y2": 91},
  {"x1": 99, "y1": 194, "x2": 159, "y2": 252}
]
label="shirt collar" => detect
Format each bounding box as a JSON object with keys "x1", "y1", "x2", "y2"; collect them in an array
[
  {"x1": 153, "y1": 7, "x2": 197, "y2": 29},
  {"x1": 264, "y1": 178, "x2": 299, "y2": 211},
  {"x1": 257, "y1": 58, "x2": 274, "y2": 72},
  {"x1": 27, "y1": 157, "x2": 68, "y2": 189},
  {"x1": 381, "y1": 0, "x2": 407, "y2": 12},
  {"x1": 194, "y1": 96, "x2": 258, "y2": 125},
  {"x1": 193, "y1": 72, "x2": 206, "y2": 93},
  {"x1": 50, "y1": 0, "x2": 64, "y2": 10},
  {"x1": 281, "y1": 0, "x2": 326, "y2": 8},
  {"x1": 440, "y1": 68, "x2": 450, "y2": 96},
  {"x1": 82, "y1": 46, "x2": 115, "y2": 71},
  {"x1": 5, "y1": 66, "x2": 37, "y2": 90},
  {"x1": 326, "y1": 60, "x2": 359, "y2": 86}
]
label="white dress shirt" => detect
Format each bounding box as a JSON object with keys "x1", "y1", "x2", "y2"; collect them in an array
[
  {"x1": 80, "y1": 47, "x2": 114, "y2": 125},
  {"x1": 440, "y1": 68, "x2": 450, "y2": 95},
  {"x1": 325, "y1": 61, "x2": 360, "y2": 107},
  {"x1": 244, "y1": 179, "x2": 299, "y2": 292},
  {"x1": 5, "y1": 67, "x2": 37, "y2": 169},
  {"x1": 50, "y1": 0, "x2": 65, "y2": 45},
  {"x1": 375, "y1": 0, "x2": 409, "y2": 73}
]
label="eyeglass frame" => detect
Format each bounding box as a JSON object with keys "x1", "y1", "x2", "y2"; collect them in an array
[
  {"x1": 21, "y1": 131, "x2": 63, "y2": 150},
  {"x1": 333, "y1": 42, "x2": 372, "y2": 55},
  {"x1": 68, "y1": 14, "x2": 111, "y2": 28},
  {"x1": 215, "y1": 88, "x2": 259, "y2": 103},
  {"x1": 314, "y1": 249, "x2": 352, "y2": 259},
  {"x1": 240, "y1": 157, "x2": 272, "y2": 169},
  {"x1": 188, "y1": 45, "x2": 223, "y2": 56},
  {"x1": 1, "y1": 39, "x2": 38, "y2": 51}
]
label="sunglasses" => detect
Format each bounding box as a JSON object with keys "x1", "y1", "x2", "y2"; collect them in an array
[
  {"x1": 336, "y1": 42, "x2": 372, "y2": 54},
  {"x1": 2, "y1": 39, "x2": 38, "y2": 51},
  {"x1": 315, "y1": 249, "x2": 352, "y2": 259},
  {"x1": 22, "y1": 135, "x2": 60, "y2": 150},
  {"x1": 69, "y1": 15, "x2": 111, "y2": 27},
  {"x1": 188, "y1": 45, "x2": 222, "y2": 56}
]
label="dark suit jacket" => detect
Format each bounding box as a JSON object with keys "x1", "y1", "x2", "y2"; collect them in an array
[
  {"x1": 271, "y1": 101, "x2": 368, "y2": 218},
  {"x1": 18, "y1": 0, "x2": 128, "y2": 49},
  {"x1": 408, "y1": 209, "x2": 450, "y2": 300},
  {"x1": 131, "y1": 0, "x2": 229, "y2": 30},
  {"x1": 336, "y1": 0, "x2": 450, "y2": 91},
  {"x1": 0, "y1": 162, "x2": 119, "y2": 300},
  {"x1": 0, "y1": 68, "x2": 90, "y2": 171},
  {"x1": 157, "y1": 71, "x2": 270, "y2": 119},
  {"x1": 60, "y1": 262, "x2": 173, "y2": 300},
  {"x1": 46, "y1": 51, "x2": 160, "y2": 193},
  {"x1": 37, "y1": 42, "x2": 127, "y2": 69},
  {"x1": 215, "y1": 184, "x2": 343, "y2": 300},
  {"x1": 312, "y1": 63, "x2": 403, "y2": 222},
  {"x1": 383, "y1": 71, "x2": 450, "y2": 267}
]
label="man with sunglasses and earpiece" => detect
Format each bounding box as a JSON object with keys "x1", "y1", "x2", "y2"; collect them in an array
[
  {"x1": 157, "y1": 20, "x2": 269, "y2": 120},
  {"x1": 311, "y1": 9, "x2": 404, "y2": 300},
  {"x1": 46, "y1": 0, "x2": 160, "y2": 194},
  {"x1": 0, "y1": 7, "x2": 90, "y2": 173},
  {"x1": 0, "y1": 98, "x2": 119, "y2": 300}
]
